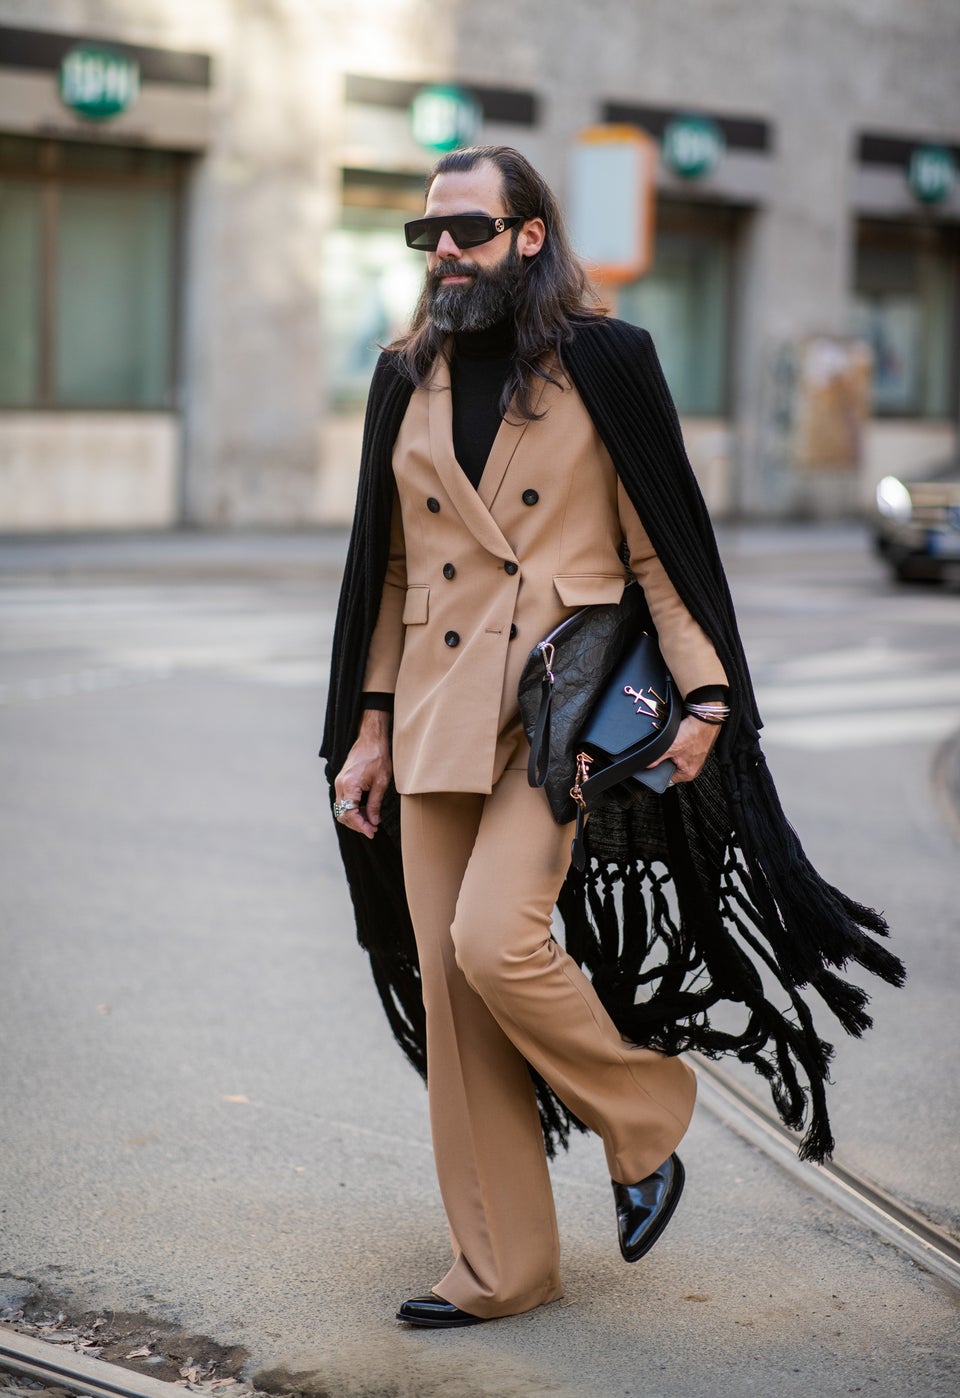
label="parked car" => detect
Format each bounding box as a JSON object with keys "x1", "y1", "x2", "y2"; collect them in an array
[{"x1": 873, "y1": 458, "x2": 960, "y2": 582}]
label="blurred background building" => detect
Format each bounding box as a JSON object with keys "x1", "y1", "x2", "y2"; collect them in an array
[{"x1": 0, "y1": 0, "x2": 958, "y2": 531}]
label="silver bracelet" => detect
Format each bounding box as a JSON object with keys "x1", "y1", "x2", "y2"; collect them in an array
[{"x1": 684, "y1": 701, "x2": 730, "y2": 725}]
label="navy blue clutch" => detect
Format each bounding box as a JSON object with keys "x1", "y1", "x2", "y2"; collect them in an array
[{"x1": 577, "y1": 628, "x2": 681, "y2": 801}]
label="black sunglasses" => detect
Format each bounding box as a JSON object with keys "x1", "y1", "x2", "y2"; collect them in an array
[{"x1": 404, "y1": 214, "x2": 523, "y2": 251}]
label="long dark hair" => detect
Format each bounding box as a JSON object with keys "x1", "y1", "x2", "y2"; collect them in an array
[{"x1": 390, "y1": 145, "x2": 603, "y2": 419}]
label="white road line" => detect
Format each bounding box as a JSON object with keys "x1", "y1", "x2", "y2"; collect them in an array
[
  {"x1": 0, "y1": 655, "x2": 329, "y2": 704},
  {"x1": 759, "y1": 644, "x2": 933, "y2": 682},
  {"x1": 224, "y1": 661, "x2": 328, "y2": 686},
  {"x1": 0, "y1": 669, "x2": 160, "y2": 704},
  {"x1": 756, "y1": 670, "x2": 960, "y2": 713},
  {"x1": 760, "y1": 706, "x2": 960, "y2": 750}
]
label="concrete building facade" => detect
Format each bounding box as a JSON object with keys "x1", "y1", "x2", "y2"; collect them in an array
[{"x1": 0, "y1": 0, "x2": 958, "y2": 530}]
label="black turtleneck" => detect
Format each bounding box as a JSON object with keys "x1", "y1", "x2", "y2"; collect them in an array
[{"x1": 450, "y1": 318, "x2": 516, "y2": 489}]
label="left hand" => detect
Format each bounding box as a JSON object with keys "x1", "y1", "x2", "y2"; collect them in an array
[{"x1": 649, "y1": 714, "x2": 722, "y2": 786}]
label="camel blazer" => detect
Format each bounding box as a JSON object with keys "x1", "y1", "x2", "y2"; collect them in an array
[{"x1": 362, "y1": 353, "x2": 727, "y2": 795}]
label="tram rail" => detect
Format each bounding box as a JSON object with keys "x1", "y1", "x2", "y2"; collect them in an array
[
  {"x1": 0, "y1": 1325, "x2": 187, "y2": 1398},
  {"x1": 694, "y1": 1054, "x2": 960, "y2": 1291}
]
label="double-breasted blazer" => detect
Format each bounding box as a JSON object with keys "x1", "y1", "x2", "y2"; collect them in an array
[{"x1": 362, "y1": 352, "x2": 727, "y2": 795}]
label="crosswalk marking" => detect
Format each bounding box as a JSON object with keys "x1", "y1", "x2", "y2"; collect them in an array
[
  {"x1": 0, "y1": 655, "x2": 330, "y2": 704},
  {"x1": 757, "y1": 671, "x2": 960, "y2": 714},
  {"x1": 757, "y1": 643, "x2": 933, "y2": 682},
  {"x1": 3, "y1": 588, "x2": 958, "y2": 757},
  {"x1": 758, "y1": 706, "x2": 959, "y2": 751},
  {"x1": 1, "y1": 584, "x2": 331, "y2": 703},
  {"x1": 754, "y1": 642, "x2": 959, "y2": 751}
]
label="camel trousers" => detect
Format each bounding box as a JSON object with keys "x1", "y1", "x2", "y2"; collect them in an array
[{"x1": 399, "y1": 746, "x2": 698, "y2": 1320}]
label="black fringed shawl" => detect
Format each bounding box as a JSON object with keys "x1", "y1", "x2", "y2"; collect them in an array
[{"x1": 320, "y1": 316, "x2": 905, "y2": 1162}]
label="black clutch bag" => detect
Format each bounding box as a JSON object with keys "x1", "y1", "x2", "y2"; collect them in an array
[
  {"x1": 576, "y1": 628, "x2": 681, "y2": 797},
  {"x1": 518, "y1": 582, "x2": 681, "y2": 866}
]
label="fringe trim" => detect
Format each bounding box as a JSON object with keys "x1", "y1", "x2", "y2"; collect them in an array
[{"x1": 335, "y1": 760, "x2": 905, "y2": 1165}]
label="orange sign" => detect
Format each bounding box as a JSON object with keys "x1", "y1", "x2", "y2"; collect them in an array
[{"x1": 568, "y1": 125, "x2": 657, "y2": 284}]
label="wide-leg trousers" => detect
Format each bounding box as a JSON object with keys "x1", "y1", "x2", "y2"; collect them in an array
[{"x1": 399, "y1": 752, "x2": 697, "y2": 1320}]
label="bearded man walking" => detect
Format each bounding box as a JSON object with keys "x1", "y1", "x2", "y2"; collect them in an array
[{"x1": 321, "y1": 146, "x2": 903, "y2": 1327}]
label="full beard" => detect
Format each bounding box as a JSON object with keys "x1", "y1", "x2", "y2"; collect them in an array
[{"x1": 426, "y1": 244, "x2": 523, "y2": 334}]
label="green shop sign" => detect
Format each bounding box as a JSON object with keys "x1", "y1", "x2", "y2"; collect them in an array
[
  {"x1": 907, "y1": 144, "x2": 956, "y2": 204},
  {"x1": 411, "y1": 84, "x2": 481, "y2": 153},
  {"x1": 662, "y1": 114, "x2": 725, "y2": 179},
  {"x1": 59, "y1": 44, "x2": 140, "y2": 122}
]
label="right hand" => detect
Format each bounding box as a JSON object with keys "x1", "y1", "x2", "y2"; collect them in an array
[{"x1": 333, "y1": 709, "x2": 393, "y2": 840}]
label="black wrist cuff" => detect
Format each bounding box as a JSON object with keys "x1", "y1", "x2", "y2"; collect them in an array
[
  {"x1": 361, "y1": 692, "x2": 395, "y2": 712},
  {"x1": 684, "y1": 684, "x2": 730, "y2": 705}
]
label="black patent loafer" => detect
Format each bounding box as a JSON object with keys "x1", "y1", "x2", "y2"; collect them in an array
[
  {"x1": 612, "y1": 1152, "x2": 685, "y2": 1263},
  {"x1": 396, "y1": 1294, "x2": 487, "y2": 1328}
]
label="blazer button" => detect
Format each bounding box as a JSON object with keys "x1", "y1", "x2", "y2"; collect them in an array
[
  {"x1": 509, "y1": 623, "x2": 518, "y2": 640},
  {"x1": 444, "y1": 630, "x2": 460, "y2": 648},
  {"x1": 426, "y1": 497, "x2": 441, "y2": 513},
  {"x1": 442, "y1": 562, "x2": 456, "y2": 580},
  {"x1": 522, "y1": 489, "x2": 539, "y2": 506},
  {"x1": 504, "y1": 561, "x2": 519, "y2": 575}
]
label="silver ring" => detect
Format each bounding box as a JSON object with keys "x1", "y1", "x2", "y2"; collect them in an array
[{"x1": 333, "y1": 799, "x2": 356, "y2": 820}]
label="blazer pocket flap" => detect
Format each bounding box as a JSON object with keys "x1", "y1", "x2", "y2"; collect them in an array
[
  {"x1": 402, "y1": 584, "x2": 430, "y2": 625},
  {"x1": 553, "y1": 574, "x2": 626, "y2": 607}
]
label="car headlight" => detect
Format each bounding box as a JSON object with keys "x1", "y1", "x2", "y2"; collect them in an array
[{"x1": 876, "y1": 476, "x2": 913, "y2": 523}]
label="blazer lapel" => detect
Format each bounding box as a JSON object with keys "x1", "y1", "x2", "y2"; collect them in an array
[
  {"x1": 427, "y1": 353, "x2": 517, "y2": 561},
  {"x1": 477, "y1": 372, "x2": 550, "y2": 511}
]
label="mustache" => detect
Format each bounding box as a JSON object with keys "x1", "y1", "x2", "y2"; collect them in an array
[{"x1": 429, "y1": 258, "x2": 481, "y2": 285}]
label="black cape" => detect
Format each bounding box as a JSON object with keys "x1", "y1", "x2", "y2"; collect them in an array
[{"x1": 320, "y1": 316, "x2": 904, "y2": 1162}]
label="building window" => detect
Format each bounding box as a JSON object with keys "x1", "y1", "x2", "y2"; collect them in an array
[
  {"x1": 0, "y1": 178, "x2": 41, "y2": 406},
  {"x1": 323, "y1": 172, "x2": 426, "y2": 409},
  {"x1": 0, "y1": 136, "x2": 181, "y2": 410},
  {"x1": 852, "y1": 220, "x2": 959, "y2": 418},
  {"x1": 615, "y1": 201, "x2": 739, "y2": 417}
]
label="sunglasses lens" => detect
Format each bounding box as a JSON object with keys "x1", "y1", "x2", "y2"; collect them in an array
[
  {"x1": 404, "y1": 215, "x2": 496, "y2": 250},
  {"x1": 444, "y1": 216, "x2": 493, "y2": 248},
  {"x1": 404, "y1": 220, "x2": 436, "y2": 250}
]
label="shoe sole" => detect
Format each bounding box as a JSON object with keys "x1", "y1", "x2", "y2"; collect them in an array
[{"x1": 620, "y1": 1155, "x2": 686, "y2": 1264}]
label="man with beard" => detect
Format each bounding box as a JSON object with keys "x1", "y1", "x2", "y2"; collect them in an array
[{"x1": 322, "y1": 146, "x2": 902, "y2": 1327}]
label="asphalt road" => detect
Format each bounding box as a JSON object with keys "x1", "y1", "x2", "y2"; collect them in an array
[{"x1": 1, "y1": 525, "x2": 958, "y2": 1398}]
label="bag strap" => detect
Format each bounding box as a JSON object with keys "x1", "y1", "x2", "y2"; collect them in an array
[
  {"x1": 578, "y1": 714, "x2": 678, "y2": 805},
  {"x1": 571, "y1": 803, "x2": 588, "y2": 872},
  {"x1": 527, "y1": 650, "x2": 556, "y2": 788}
]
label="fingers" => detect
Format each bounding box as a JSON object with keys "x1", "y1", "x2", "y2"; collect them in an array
[
  {"x1": 334, "y1": 794, "x2": 377, "y2": 839},
  {"x1": 348, "y1": 808, "x2": 378, "y2": 839},
  {"x1": 333, "y1": 773, "x2": 372, "y2": 835},
  {"x1": 652, "y1": 714, "x2": 722, "y2": 786},
  {"x1": 662, "y1": 754, "x2": 698, "y2": 785},
  {"x1": 333, "y1": 758, "x2": 392, "y2": 840},
  {"x1": 364, "y1": 769, "x2": 390, "y2": 830}
]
